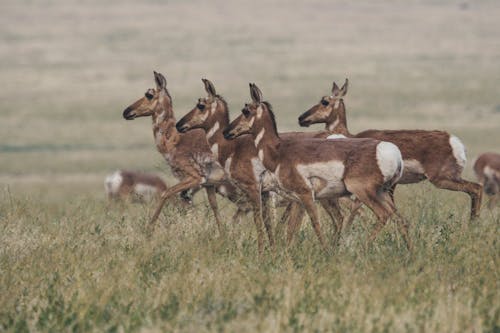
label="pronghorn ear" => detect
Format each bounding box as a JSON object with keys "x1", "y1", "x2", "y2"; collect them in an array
[
  {"x1": 202, "y1": 78, "x2": 217, "y2": 97},
  {"x1": 249, "y1": 83, "x2": 263, "y2": 103},
  {"x1": 332, "y1": 81, "x2": 340, "y2": 96},
  {"x1": 154, "y1": 71, "x2": 167, "y2": 90},
  {"x1": 340, "y1": 78, "x2": 348, "y2": 96}
]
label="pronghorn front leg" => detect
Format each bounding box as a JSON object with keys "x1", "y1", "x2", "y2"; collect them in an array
[
  {"x1": 149, "y1": 177, "x2": 201, "y2": 231},
  {"x1": 205, "y1": 185, "x2": 225, "y2": 235},
  {"x1": 319, "y1": 198, "x2": 343, "y2": 246}
]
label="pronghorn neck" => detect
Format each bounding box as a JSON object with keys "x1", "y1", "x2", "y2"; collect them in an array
[
  {"x1": 152, "y1": 99, "x2": 180, "y2": 152},
  {"x1": 325, "y1": 99, "x2": 351, "y2": 137},
  {"x1": 205, "y1": 99, "x2": 233, "y2": 162},
  {"x1": 253, "y1": 122, "x2": 280, "y2": 172}
]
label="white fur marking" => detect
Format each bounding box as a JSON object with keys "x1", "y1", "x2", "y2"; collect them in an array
[
  {"x1": 328, "y1": 117, "x2": 340, "y2": 132},
  {"x1": 258, "y1": 149, "x2": 264, "y2": 162},
  {"x1": 206, "y1": 121, "x2": 220, "y2": 140},
  {"x1": 449, "y1": 135, "x2": 467, "y2": 168},
  {"x1": 254, "y1": 128, "x2": 265, "y2": 147},
  {"x1": 404, "y1": 159, "x2": 425, "y2": 174},
  {"x1": 210, "y1": 101, "x2": 217, "y2": 114},
  {"x1": 248, "y1": 116, "x2": 255, "y2": 127},
  {"x1": 210, "y1": 143, "x2": 219, "y2": 157},
  {"x1": 327, "y1": 133, "x2": 346, "y2": 140},
  {"x1": 333, "y1": 100, "x2": 340, "y2": 109},
  {"x1": 376, "y1": 141, "x2": 403, "y2": 182},
  {"x1": 296, "y1": 160, "x2": 346, "y2": 197},
  {"x1": 224, "y1": 156, "x2": 233, "y2": 177},
  {"x1": 134, "y1": 183, "x2": 158, "y2": 199},
  {"x1": 256, "y1": 106, "x2": 263, "y2": 119},
  {"x1": 105, "y1": 171, "x2": 123, "y2": 195}
]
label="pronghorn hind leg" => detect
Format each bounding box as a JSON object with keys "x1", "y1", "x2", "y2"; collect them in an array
[
  {"x1": 379, "y1": 192, "x2": 412, "y2": 251},
  {"x1": 150, "y1": 177, "x2": 201, "y2": 231},
  {"x1": 430, "y1": 177, "x2": 483, "y2": 220},
  {"x1": 319, "y1": 198, "x2": 343, "y2": 246},
  {"x1": 286, "y1": 203, "x2": 306, "y2": 246},
  {"x1": 205, "y1": 186, "x2": 225, "y2": 236},
  {"x1": 275, "y1": 202, "x2": 293, "y2": 240},
  {"x1": 343, "y1": 197, "x2": 363, "y2": 231}
]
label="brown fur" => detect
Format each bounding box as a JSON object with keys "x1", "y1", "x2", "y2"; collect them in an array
[
  {"x1": 105, "y1": 170, "x2": 167, "y2": 201},
  {"x1": 122, "y1": 71, "x2": 228, "y2": 233},
  {"x1": 225, "y1": 83, "x2": 411, "y2": 252},
  {"x1": 473, "y1": 152, "x2": 500, "y2": 208},
  {"x1": 299, "y1": 79, "x2": 483, "y2": 220},
  {"x1": 176, "y1": 79, "x2": 274, "y2": 253}
]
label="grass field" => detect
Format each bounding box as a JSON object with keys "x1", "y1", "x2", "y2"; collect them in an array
[{"x1": 1, "y1": 0, "x2": 499, "y2": 331}]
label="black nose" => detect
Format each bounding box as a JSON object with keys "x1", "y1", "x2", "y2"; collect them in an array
[
  {"x1": 223, "y1": 128, "x2": 233, "y2": 139},
  {"x1": 123, "y1": 107, "x2": 134, "y2": 120},
  {"x1": 175, "y1": 120, "x2": 185, "y2": 132}
]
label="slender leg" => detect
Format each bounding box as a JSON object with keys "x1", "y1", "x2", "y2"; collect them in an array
[
  {"x1": 430, "y1": 177, "x2": 483, "y2": 220},
  {"x1": 319, "y1": 198, "x2": 343, "y2": 246},
  {"x1": 286, "y1": 203, "x2": 305, "y2": 246},
  {"x1": 299, "y1": 194, "x2": 328, "y2": 253},
  {"x1": 275, "y1": 201, "x2": 293, "y2": 240},
  {"x1": 150, "y1": 177, "x2": 201, "y2": 231},
  {"x1": 205, "y1": 186, "x2": 225, "y2": 236},
  {"x1": 343, "y1": 198, "x2": 363, "y2": 231},
  {"x1": 261, "y1": 192, "x2": 275, "y2": 249}
]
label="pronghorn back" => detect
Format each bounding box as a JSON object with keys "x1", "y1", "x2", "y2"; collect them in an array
[{"x1": 105, "y1": 170, "x2": 167, "y2": 201}]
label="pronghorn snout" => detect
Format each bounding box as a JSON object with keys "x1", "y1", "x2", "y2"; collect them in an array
[
  {"x1": 223, "y1": 127, "x2": 234, "y2": 140},
  {"x1": 298, "y1": 110, "x2": 312, "y2": 127},
  {"x1": 122, "y1": 107, "x2": 136, "y2": 120},
  {"x1": 175, "y1": 119, "x2": 189, "y2": 133}
]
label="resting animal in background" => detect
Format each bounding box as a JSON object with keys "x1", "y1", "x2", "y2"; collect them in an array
[
  {"x1": 473, "y1": 152, "x2": 500, "y2": 209},
  {"x1": 105, "y1": 170, "x2": 167, "y2": 202}
]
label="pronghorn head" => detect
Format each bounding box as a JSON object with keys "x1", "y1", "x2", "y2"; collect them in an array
[
  {"x1": 224, "y1": 83, "x2": 276, "y2": 140},
  {"x1": 122, "y1": 71, "x2": 173, "y2": 120},
  {"x1": 298, "y1": 78, "x2": 348, "y2": 128},
  {"x1": 176, "y1": 79, "x2": 226, "y2": 133}
]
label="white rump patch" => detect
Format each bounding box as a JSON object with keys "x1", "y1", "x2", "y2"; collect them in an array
[
  {"x1": 449, "y1": 135, "x2": 467, "y2": 168},
  {"x1": 105, "y1": 171, "x2": 123, "y2": 195},
  {"x1": 296, "y1": 160, "x2": 346, "y2": 198},
  {"x1": 206, "y1": 121, "x2": 220, "y2": 140},
  {"x1": 483, "y1": 166, "x2": 500, "y2": 179},
  {"x1": 254, "y1": 128, "x2": 265, "y2": 147},
  {"x1": 327, "y1": 133, "x2": 346, "y2": 140},
  {"x1": 376, "y1": 141, "x2": 403, "y2": 183},
  {"x1": 134, "y1": 183, "x2": 158, "y2": 199},
  {"x1": 218, "y1": 185, "x2": 228, "y2": 196}
]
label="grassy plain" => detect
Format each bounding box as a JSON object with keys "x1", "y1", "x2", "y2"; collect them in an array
[{"x1": 1, "y1": 0, "x2": 499, "y2": 331}]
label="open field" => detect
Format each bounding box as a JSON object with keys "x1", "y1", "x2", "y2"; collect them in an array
[{"x1": 1, "y1": 0, "x2": 499, "y2": 331}]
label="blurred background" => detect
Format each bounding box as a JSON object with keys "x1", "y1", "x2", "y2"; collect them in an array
[{"x1": 1, "y1": 0, "x2": 499, "y2": 201}]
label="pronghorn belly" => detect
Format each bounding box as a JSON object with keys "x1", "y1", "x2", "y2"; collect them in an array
[
  {"x1": 250, "y1": 157, "x2": 279, "y2": 192},
  {"x1": 400, "y1": 158, "x2": 426, "y2": 184},
  {"x1": 296, "y1": 161, "x2": 346, "y2": 198},
  {"x1": 376, "y1": 141, "x2": 403, "y2": 185},
  {"x1": 133, "y1": 183, "x2": 159, "y2": 200},
  {"x1": 192, "y1": 153, "x2": 226, "y2": 184}
]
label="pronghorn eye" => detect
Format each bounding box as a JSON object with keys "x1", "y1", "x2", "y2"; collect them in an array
[
  {"x1": 321, "y1": 99, "x2": 329, "y2": 106},
  {"x1": 242, "y1": 109, "x2": 250, "y2": 118},
  {"x1": 145, "y1": 91, "x2": 154, "y2": 100},
  {"x1": 197, "y1": 104, "x2": 205, "y2": 111}
]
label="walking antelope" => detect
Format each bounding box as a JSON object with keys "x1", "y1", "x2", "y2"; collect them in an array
[
  {"x1": 224, "y1": 83, "x2": 412, "y2": 251},
  {"x1": 122, "y1": 71, "x2": 228, "y2": 233},
  {"x1": 105, "y1": 170, "x2": 167, "y2": 202},
  {"x1": 473, "y1": 152, "x2": 500, "y2": 209},
  {"x1": 176, "y1": 79, "x2": 275, "y2": 253},
  {"x1": 299, "y1": 79, "x2": 483, "y2": 220}
]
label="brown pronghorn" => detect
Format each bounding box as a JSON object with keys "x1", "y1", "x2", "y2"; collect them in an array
[
  {"x1": 299, "y1": 79, "x2": 483, "y2": 220},
  {"x1": 176, "y1": 78, "x2": 275, "y2": 253},
  {"x1": 122, "y1": 71, "x2": 229, "y2": 233},
  {"x1": 473, "y1": 152, "x2": 500, "y2": 208},
  {"x1": 224, "y1": 83, "x2": 411, "y2": 251},
  {"x1": 105, "y1": 170, "x2": 168, "y2": 202}
]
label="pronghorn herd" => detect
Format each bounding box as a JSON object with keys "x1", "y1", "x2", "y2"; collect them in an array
[{"x1": 119, "y1": 71, "x2": 496, "y2": 254}]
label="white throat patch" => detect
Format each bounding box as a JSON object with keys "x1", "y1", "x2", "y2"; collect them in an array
[
  {"x1": 206, "y1": 121, "x2": 220, "y2": 140},
  {"x1": 254, "y1": 128, "x2": 265, "y2": 147},
  {"x1": 211, "y1": 143, "x2": 219, "y2": 157},
  {"x1": 256, "y1": 106, "x2": 263, "y2": 119}
]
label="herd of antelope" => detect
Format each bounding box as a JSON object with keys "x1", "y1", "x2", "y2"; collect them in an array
[{"x1": 110, "y1": 71, "x2": 498, "y2": 253}]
